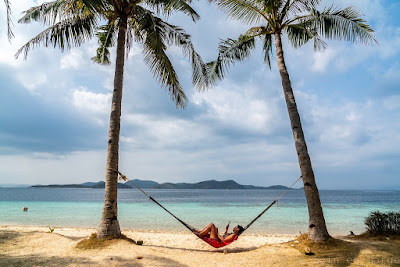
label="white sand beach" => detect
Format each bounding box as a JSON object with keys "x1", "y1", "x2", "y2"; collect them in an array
[{"x1": 1, "y1": 225, "x2": 400, "y2": 266}]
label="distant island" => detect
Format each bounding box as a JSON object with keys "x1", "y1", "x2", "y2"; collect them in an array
[{"x1": 31, "y1": 179, "x2": 296, "y2": 190}]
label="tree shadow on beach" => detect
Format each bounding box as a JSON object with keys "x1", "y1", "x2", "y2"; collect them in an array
[
  {"x1": 115, "y1": 255, "x2": 189, "y2": 267},
  {"x1": 145, "y1": 244, "x2": 259, "y2": 253},
  {"x1": 291, "y1": 235, "x2": 400, "y2": 267},
  {"x1": 0, "y1": 254, "x2": 94, "y2": 267},
  {"x1": 0, "y1": 231, "x2": 21, "y2": 245},
  {"x1": 0, "y1": 253, "x2": 188, "y2": 267}
]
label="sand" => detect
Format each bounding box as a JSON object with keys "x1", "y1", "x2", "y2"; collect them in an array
[{"x1": 1, "y1": 225, "x2": 399, "y2": 266}]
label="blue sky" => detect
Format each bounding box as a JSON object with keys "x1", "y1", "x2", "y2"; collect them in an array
[{"x1": 0, "y1": 0, "x2": 399, "y2": 189}]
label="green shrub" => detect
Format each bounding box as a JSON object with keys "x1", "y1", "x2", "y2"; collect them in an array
[{"x1": 365, "y1": 211, "x2": 400, "y2": 235}]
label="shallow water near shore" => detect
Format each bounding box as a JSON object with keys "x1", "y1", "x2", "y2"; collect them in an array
[{"x1": 1, "y1": 188, "x2": 399, "y2": 235}]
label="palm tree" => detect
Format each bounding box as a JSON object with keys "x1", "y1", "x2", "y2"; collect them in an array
[
  {"x1": 4, "y1": 0, "x2": 14, "y2": 40},
  {"x1": 16, "y1": 0, "x2": 208, "y2": 238},
  {"x1": 206, "y1": 0, "x2": 376, "y2": 241}
]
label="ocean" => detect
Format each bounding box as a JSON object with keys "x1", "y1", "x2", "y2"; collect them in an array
[{"x1": 1, "y1": 188, "x2": 399, "y2": 235}]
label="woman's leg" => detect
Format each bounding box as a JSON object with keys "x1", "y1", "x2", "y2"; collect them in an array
[
  {"x1": 196, "y1": 223, "x2": 214, "y2": 237},
  {"x1": 209, "y1": 224, "x2": 219, "y2": 239}
]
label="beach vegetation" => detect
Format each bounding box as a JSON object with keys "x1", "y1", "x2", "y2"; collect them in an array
[
  {"x1": 291, "y1": 232, "x2": 400, "y2": 265},
  {"x1": 76, "y1": 233, "x2": 136, "y2": 250},
  {"x1": 364, "y1": 211, "x2": 400, "y2": 236},
  {"x1": 16, "y1": 0, "x2": 208, "y2": 239},
  {"x1": 204, "y1": 0, "x2": 377, "y2": 241},
  {"x1": 48, "y1": 227, "x2": 55, "y2": 233},
  {"x1": 291, "y1": 234, "x2": 359, "y2": 264}
]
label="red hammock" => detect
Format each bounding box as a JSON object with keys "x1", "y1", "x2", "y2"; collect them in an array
[{"x1": 198, "y1": 234, "x2": 238, "y2": 248}]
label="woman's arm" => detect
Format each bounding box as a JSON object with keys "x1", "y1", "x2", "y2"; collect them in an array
[{"x1": 217, "y1": 233, "x2": 236, "y2": 243}]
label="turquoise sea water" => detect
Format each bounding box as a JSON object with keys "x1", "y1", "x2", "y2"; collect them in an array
[{"x1": 1, "y1": 188, "x2": 399, "y2": 235}]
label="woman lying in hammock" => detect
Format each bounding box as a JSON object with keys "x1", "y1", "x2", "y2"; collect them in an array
[{"x1": 194, "y1": 223, "x2": 244, "y2": 248}]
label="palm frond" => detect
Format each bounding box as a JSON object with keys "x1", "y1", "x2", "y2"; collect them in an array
[
  {"x1": 285, "y1": 22, "x2": 326, "y2": 50},
  {"x1": 16, "y1": 14, "x2": 98, "y2": 59},
  {"x1": 92, "y1": 21, "x2": 117, "y2": 65},
  {"x1": 19, "y1": 0, "x2": 94, "y2": 26},
  {"x1": 131, "y1": 7, "x2": 188, "y2": 108},
  {"x1": 214, "y1": 0, "x2": 268, "y2": 25},
  {"x1": 207, "y1": 33, "x2": 255, "y2": 84},
  {"x1": 81, "y1": 0, "x2": 108, "y2": 13},
  {"x1": 145, "y1": 0, "x2": 200, "y2": 22},
  {"x1": 155, "y1": 20, "x2": 209, "y2": 90},
  {"x1": 280, "y1": 0, "x2": 320, "y2": 22},
  {"x1": 262, "y1": 33, "x2": 273, "y2": 68},
  {"x1": 4, "y1": 0, "x2": 14, "y2": 40},
  {"x1": 308, "y1": 6, "x2": 377, "y2": 45}
]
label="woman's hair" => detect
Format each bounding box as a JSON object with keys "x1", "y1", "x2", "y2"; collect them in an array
[{"x1": 236, "y1": 225, "x2": 244, "y2": 235}]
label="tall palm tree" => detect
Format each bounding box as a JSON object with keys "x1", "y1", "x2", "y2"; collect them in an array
[
  {"x1": 206, "y1": 0, "x2": 376, "y2": 241},
  {"x1": 16, "y1": 0, "x2": 208, "y2": 238},
  {"x1": 4, "y1": 0, "x2": 14, "y2": 40}
]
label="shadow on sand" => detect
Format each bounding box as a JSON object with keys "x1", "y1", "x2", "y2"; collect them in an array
[
  {"x1": 291, "y1": 234, "x2": 400, "y2": 267},
  {"x1": 145, "y1": 243, "x2": 259, "y2": 253}
]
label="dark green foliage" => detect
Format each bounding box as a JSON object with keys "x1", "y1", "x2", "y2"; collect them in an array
[{"x1": 365, "y1": 211, "x2": 400, "y2": 236}]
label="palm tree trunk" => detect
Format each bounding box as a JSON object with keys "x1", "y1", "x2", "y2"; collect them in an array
[
  {"x1": 96, "y1": 14, "x2": 128, "y2": 239},
  {"x1": 274, "y1": 32, "x2": 330, "y2": 241}
]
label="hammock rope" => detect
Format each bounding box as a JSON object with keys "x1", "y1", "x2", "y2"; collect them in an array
[
  {"x1": 238, "y1": 175, "x2": 302, "y2": 236},
  {"x1": 112, "y1": 169, "x2": 302, "y2": 238},
  {"x1": 117, "y1": 170, "x2": 196, "y2": 233}
]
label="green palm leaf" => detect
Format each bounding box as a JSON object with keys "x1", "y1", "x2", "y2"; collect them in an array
[
  {"x1": 262, "y1": 33, "x2": 273, "y2": 68},
  {"x1": 156, "y1": 20, "x2": 209, "y2": 90},
  {"x1": 92, "y1": 22, "x2": 117, "y2": 65},
  {"x1": 281, "y1": 0, "x2": 320, "y2": 16},
  {"x1": 285, "y1": 22, "x2": 326, "y2": 50},
  {"x1": 207, "y1": 34, "x2": 255, "y2": 83},
  {"x1": 19, "y1": 0, "x2": 93, "y2": 26},
  {"x1": 306, "y1": 6, "x2": 377, "y2": 45},
  {"x1": 16, "y1": 14, "x2": 98, "y2": 59},
  {"x1": 146, "y1": 0, "x2": 200, "y2": 21},
  {"x1": 132, "y1": 7, "x2": 187, "y2": 108},
  {"x1": 213, "y1": 0, "x2": 268, "y2": 24},
  {"x1": 80, "y1": 0, "x2": 109, "y2": 13}
]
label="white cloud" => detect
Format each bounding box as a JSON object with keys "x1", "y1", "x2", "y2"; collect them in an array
[
  {"x1": 312, "y1": 48, "x2": 337, "y2": 72},
  {"x1": 0, "y1": 0, "x2": 46, "y2": 67},
  {"x1": 71, "y1": 87, "x2": 111, "y2": 125},
  {"x1": 17, "y1": 72, "x2": 47, "y2": 93},
  {"x1": 192, "y1": 82, "x2": 284, "y2": 134},
  {"x1": 0, "y1": 0, "x2": 399, "y2": 190},
  {"x1": 295, "y1": 90, "x2": 400, "y2": 169},
  {"x1": 123, "y1": 113, "x2": 214, "y2": 149},
  {"x1": 0, "y1": 151, "x2": 106, "y2": 185},
  {"x1": 60, "y1": 50, "x2": 85, "y2": 69}
]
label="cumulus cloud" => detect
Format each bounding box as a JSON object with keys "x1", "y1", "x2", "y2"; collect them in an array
[
  {"x1": 312, "y1": 48, "x2": 338, "y2": 72},
  {"x1": 192, "y1": 81, "x2": 284, "y2": 135},
  {"x1": 122, "y1": 113, "x2": 214, "y2": 150},
  {"x1": 295, "y1": 90, "x2": 400, "y2": 171},
  {"x1": 17, "y1": 72, "x2": 47, "y2": 93},
  {"x1": 0, "y1": 0, "x2": 399, "y2": 189},
  {"x1": 71, "y1": 87, "x2": 111, "y2": 125},
  {"x1": 61, "y1": 50, "x2": 85, "y2": 70}
]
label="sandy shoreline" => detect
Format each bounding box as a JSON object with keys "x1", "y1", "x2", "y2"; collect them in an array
[
  {"x1": 0, "y1": 225, "x2": 297, "y2": 250},
  {"x1": 0, "y1": 225, "x2": 300, "y2": 266},
  {"x1": 1, "y1": 225, "x2": 399, "y2": 266}
]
